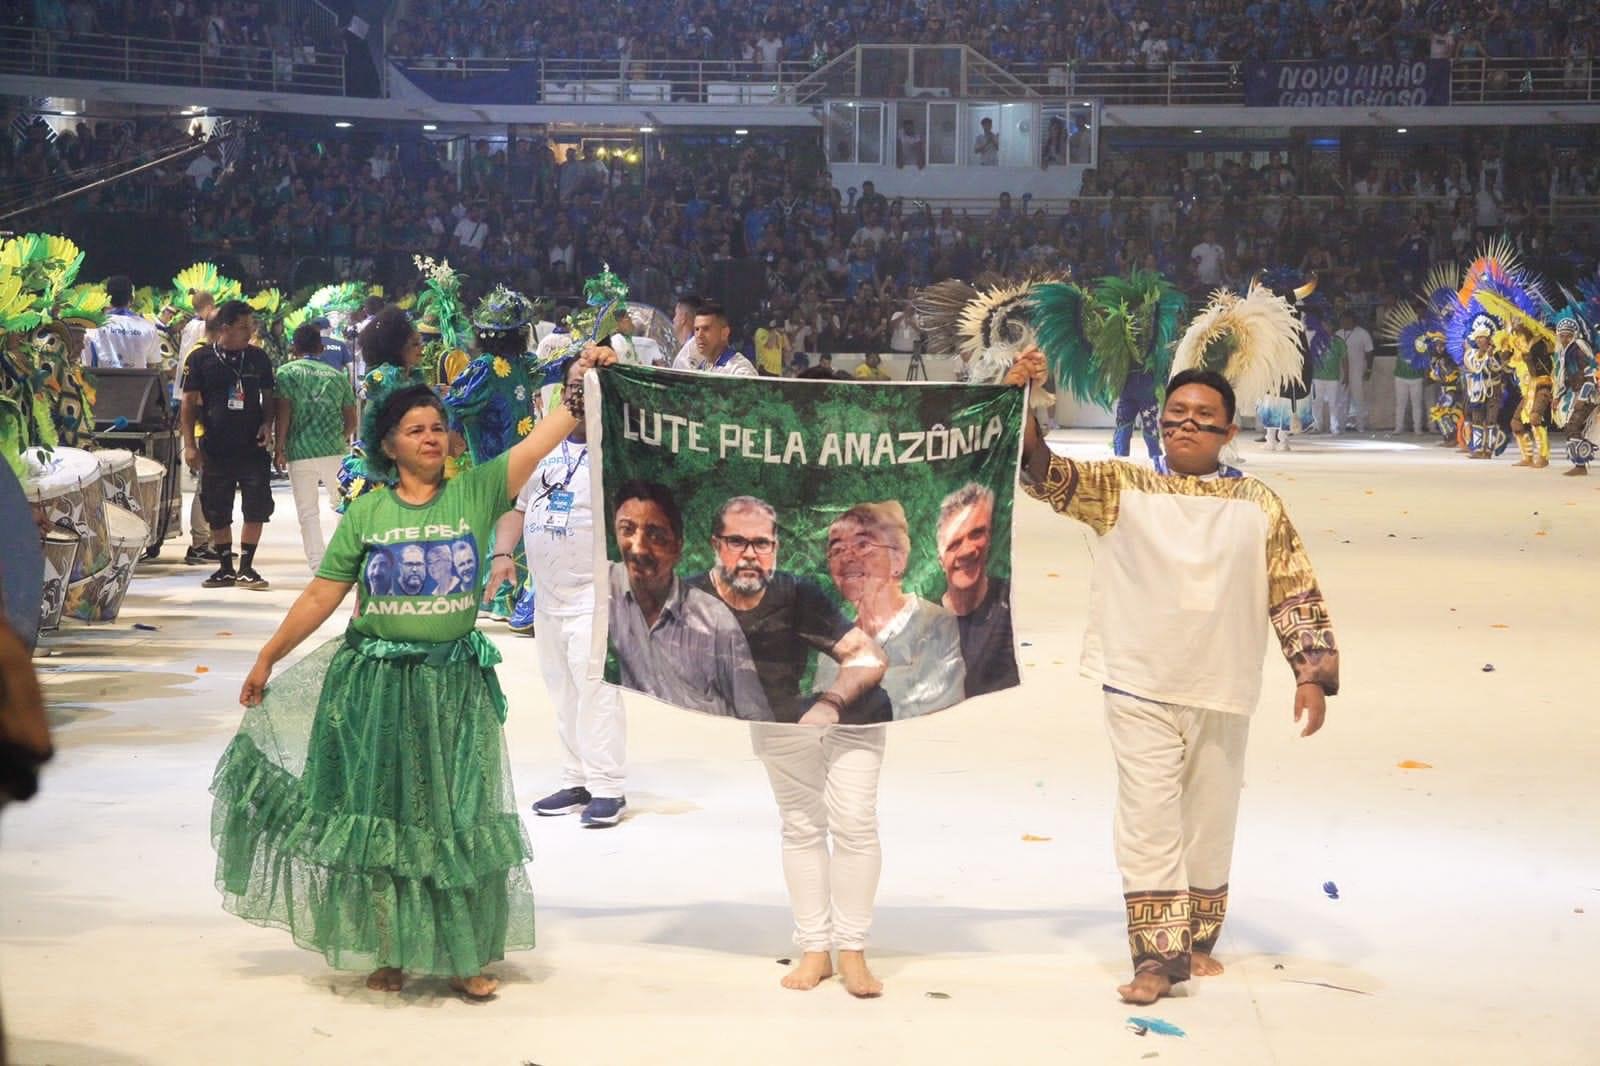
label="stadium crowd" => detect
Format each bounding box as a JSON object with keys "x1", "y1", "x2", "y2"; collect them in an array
[
  {"x1": 5, "y1": 113, "x2": 1599, "y2": 357},
  {"x1": 4, "y1": 0, "x2": 338, "y2": 51},
  {"x1": 392, "y1": 0, "x2": 1600, "y2": 65}
]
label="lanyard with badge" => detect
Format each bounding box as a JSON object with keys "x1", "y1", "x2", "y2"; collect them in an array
[
  {"x1": 217, "y1": 343, "x2": 248, "y2": 410},
  {"x1": 534, "y1": 442, "x2": 586, "y2": 534}
]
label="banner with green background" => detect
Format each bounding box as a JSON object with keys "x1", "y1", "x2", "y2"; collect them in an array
[{"x1": 587, "y1": 366, "x2": 1024, "y2": 725}]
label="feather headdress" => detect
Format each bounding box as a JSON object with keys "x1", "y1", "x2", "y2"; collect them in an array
[
  {"x1": 1438, "y1": 239, "x2": 1549, "y2": 363},
  {"x1": 1169, "y1": 283, "x2": 1305, "y2": 408},
  {"x1": 1379, "y1": 303, "x2": 1443, "y2": 372},
  {"x1": 911, "y1": 279, "x2": 979, "y2": 359},
  {"x1": 171, "y1": 262, "x2": 243, "y2": 311},
  {"x1": 910, "y1": 279, "x2": 1040, "y2": 384}
]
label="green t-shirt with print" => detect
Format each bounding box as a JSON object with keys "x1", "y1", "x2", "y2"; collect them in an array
[
  {"x1": 318, "y1": 452, "x2": 512, "y2": 642},
  {"x1": 276, "y1": 357, "x2": 356, "y2": 461},
  {"x1": 1314, "y1": 336, "x2": 1347, "y2": 382}
]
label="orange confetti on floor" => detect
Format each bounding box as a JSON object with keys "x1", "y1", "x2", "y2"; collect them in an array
[
  {"x1": 1397, "y1": 760, "x2": 1433, "y2": 769},
  {"x1": 195, "y1": 666, "x2": 209, "y2": 674},
  {"x1": 1021, "y1": 834, "x2": 1053, "y2": 842}
]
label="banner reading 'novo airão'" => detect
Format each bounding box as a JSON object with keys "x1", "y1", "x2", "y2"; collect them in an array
[
  {"x1": 587, "y1": 366, "x2": 1024, "y2": 725},
  {"x1": 1244, "y1": 59, "x2": 1451, "y2": 108}
]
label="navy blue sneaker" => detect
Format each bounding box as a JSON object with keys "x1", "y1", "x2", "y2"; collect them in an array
[
  {"x1": 581, "y1": 796, "x2": 627, "y2": 828},
  {"x1": 508, "y1": 589, "x2": 535, "y2": 635},
  {"x1": 532, "y1": 787, "x2": 590, "y2": 816}
]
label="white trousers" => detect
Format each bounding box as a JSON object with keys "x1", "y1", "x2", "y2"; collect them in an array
[
  {"x1": 287, "y1": 455, "x2": 344, "y2": 571},
  {"x1": 1311, "y1": 380, "x2": 1343, "y2": 433},
  {"x1": 535, "y1": 609, "x2": 626, "y2": 797},
  {"x1": 1394, "y1": 377, "x2": 1426, "y2": 433},
  {"x1": 751, "y1": 724, "x2": 886, "y2": 953},
  {"x1": 1105, "y1": 689, "x2": 1250, "y2": 981},
  {"x1": 1341, "y1": 363, "x2": 1368, "y2": 431}
]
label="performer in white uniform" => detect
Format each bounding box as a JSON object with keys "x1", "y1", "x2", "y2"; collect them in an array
[
  {"x1": 488, "y1": 359, "x2": 628, "y2": 828},
  {"x1": 1014, "y1": 353, "x2": 1339, "y2": 1006},
  {"x1": 87, "y1": 276, "x2": 162, "y2": 368}
]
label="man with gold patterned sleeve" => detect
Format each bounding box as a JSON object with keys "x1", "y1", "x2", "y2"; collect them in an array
[{"x1": 1005, "y1": 352, "x2": 1339, "y2": 1007}]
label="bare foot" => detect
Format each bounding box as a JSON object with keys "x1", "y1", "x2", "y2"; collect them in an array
[
  {"x1": 366, "y1": 967, "x2": 405, "y2": 992},
  {"x1": 1191, "y1": 952, "x2": 1224, "y2": 977},
  {"x1": 1117, "y1": 971, "x2": 1172, "y2": 1005},
  {"x1": 837, "y1": 950, "x2": 883, "y2": 998},
  {"x1": 449, "y1": 974, "x2": 499, "y2": 999},
  {"x1": 780, "y1": 951, "x2": 834, "y2": 991}
]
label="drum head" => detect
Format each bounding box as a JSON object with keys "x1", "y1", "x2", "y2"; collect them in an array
[
  {"x1": 95, "y1": 448, "x2": 138, "y2": 473},
  {"x1": 0, "y1": 464, "x2": 46, "y2": 649}
]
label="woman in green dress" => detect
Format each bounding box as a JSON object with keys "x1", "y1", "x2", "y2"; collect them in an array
[{"x1": 209, "y1": 314, "x2": 613, "y2": 998}]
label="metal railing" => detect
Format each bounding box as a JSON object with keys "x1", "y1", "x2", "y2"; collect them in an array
[
  {"x1": 1008, "y1": 57, "x2": 1598, "y2": 106},
  {"x1": 0, "y1": 27, "x2": 347, "y2": 96},
  {"x1": 396, "y1": 55, "x2": 816, "y2": 104},
  {"x1": 396, "y1": 53, "x2": 1598, "y2": 107},
  {"x1": 1448, "y1": 57, "x2": 1599, "y2": 104}
]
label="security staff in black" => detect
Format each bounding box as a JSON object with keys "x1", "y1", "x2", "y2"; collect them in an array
[{"x1": 181, "y1": 298, "x2": 277, "y2": 591}]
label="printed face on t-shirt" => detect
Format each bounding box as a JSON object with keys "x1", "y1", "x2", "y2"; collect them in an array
[
  {"x1": 397, "y1": 544, "x2": 427, "y2": 595},
  {"x1": 452, "y1": 540, "x2": 477, "y2": 587},
  {"x1": 361, "y1": 531, "x2": 479, "y2": 603},
  {"x1": 365, "y1": 551, "x2": 394, "y2": 596}
]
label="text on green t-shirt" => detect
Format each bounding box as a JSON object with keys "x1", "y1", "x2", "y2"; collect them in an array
[{"x1": 317, "y1": 453, "x2": 513, "y2": 642}]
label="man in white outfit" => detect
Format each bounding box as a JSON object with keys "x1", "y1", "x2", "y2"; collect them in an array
[
  {"x1": 487, "y1": 357, "x2": 628, "y2": 828},
  {"x1": 1335, "y1": 311, "x2": 1373, "y2": 432},
  {"x1": 1014, "y1": 354, "x2": 1338, "y2": 1007},
  {"x1": 672, "y1": 301, "x2": 758, "y2": 375},
  {"x1": 669, "y1": 293, "x2": 701, "y2": 368},
  {"x1": 86, "y1": 276, "x2": 161, "y2": 369},
  {"x1": 273, "y1": 324, "x2": 356, "y2": 571},
  {"x1": 175, "y1": 291, "x2": 214, "y2": 395}
]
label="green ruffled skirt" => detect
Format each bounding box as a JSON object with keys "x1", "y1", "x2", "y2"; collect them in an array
[{"x1": 209, "y1": 628, "x2": 535, "y2": 977}]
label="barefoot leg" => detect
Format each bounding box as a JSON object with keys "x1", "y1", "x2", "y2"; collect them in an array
[
  {"x1": 449, "y1": 973, "x2": 499, "y2": 999},
  {"x1": 1117, "y1": 970, "x2": 1173, "y2": 1005},
  {"x1": 1191, "y1": 952, "x2": 1224, "y2": 977},
  {"x1": 366, "y1": 967, "x2": 405, "y2": 992},
  {"x1": 780, "y1": 951, "x2": 834, "y2": 991},
  {"x1": 836, "y1": 949, "x2": 882, "y2": 998}
]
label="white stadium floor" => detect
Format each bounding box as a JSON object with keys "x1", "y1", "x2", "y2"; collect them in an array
[{"x1": 2, "y1": 429, "x2": 1597, "y2": 1065}]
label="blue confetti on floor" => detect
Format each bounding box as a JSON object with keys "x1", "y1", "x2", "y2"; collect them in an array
[
  {"x1": 1126, "y1": 1016, "x2": 1186, "y2": 1038},
  {"x1": 1323, "y1": 880, "x2": 1340, "y2": 900}
]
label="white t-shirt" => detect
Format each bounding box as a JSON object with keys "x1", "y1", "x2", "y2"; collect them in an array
[
  {"x1": 185, "y1": 155, "x2": 219, "y2": 188},
  {"x1": 454, "y1": 217, "x2": 487, "y2": 250},
  {"x1": 1190, "y1": 242, "x2": 1225, "y2": 285},
  {"x1": 1337, "y1": 326, "x2": 1373, "y2": 372},
  {"x1": 517, "y1": 440, "x2": 595, "y2": 618},
  {"x1": 757, "y1": 36, "x2": 782, "y2": 72},
  {"x1": 974, "y1": 131, "x2": 999, "y2": 165},
  {"x1": 673, "y1": 343, "x2": 757, "y2": 376},
  {"x1": 88, "y1": 309, "x2": 162, "y2": 369},
  {"x1": 174, "y1": 318, "x2": 209, "y2": 396}
]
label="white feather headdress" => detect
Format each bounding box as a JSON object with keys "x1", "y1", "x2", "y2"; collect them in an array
[{"x1": 1169, "y1": 282, "x2": 1305, "y2": 407}]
